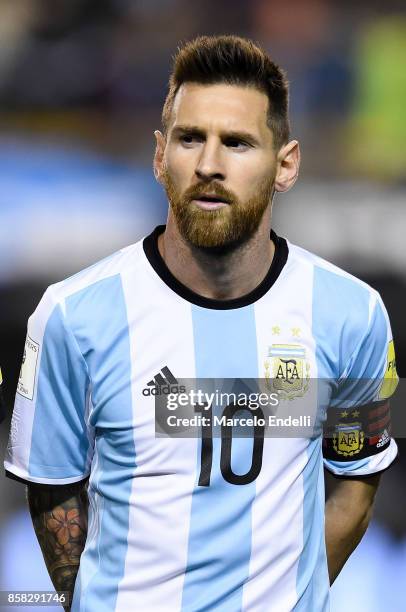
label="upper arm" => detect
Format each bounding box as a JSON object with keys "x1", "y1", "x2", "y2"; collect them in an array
[
  {"x1": 323, "y1": 292, "x2": 399, "y2": 478},
  {"x1": 329, "y1": 473, "x2": 381, "y2": 505},
  {"x1": 4, "y1": 287, "x2": 94, "y2": 487}
]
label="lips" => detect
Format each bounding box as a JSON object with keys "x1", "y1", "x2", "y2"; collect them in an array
[
  {"x1": 192, "y1": 197, "x2": 229, "y2": 211},
  {"x1": 192, "y1": 194, "x2": 230, "y2": 204}
]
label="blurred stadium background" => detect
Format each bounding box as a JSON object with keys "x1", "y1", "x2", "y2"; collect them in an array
[{"x1": 0, "y1": 1, "x2": 405, "y2": 610}]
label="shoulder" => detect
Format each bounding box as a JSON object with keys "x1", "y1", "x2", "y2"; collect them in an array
[
  {"x1": 285, "y1": 241, "x2": 391, "y2": 379},
  {"x1": 53, "y1": 239, "x2": 144, "y2": 301},
  {"x1": 287, "y1": 240, "x2": 380, "y2": 315},
  {"x1": 31, "y1": 237, "x2": 146, "y2": 325}
]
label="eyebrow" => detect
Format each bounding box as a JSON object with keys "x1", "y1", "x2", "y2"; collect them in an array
[{"x1": 171, "y1": 125, "x2": 261, "y2": 146}]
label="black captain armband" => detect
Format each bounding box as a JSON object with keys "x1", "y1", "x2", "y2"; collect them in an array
[{"x1": 323, "y1": 399, "x2": 391, "y2": 461}]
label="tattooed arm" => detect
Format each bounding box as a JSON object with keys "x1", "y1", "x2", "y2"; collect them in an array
[{"x1": 26, "y1": 479, "x2": 89, "y2": 611}]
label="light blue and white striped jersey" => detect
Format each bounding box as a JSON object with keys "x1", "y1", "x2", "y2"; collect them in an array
[{"x1": 5, "y1": 226, "x2": 398, "y2": 612}]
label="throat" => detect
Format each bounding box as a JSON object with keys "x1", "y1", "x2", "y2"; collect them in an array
[{"x1": 158, "y1": 225, "x2": 275, "y2": 301}]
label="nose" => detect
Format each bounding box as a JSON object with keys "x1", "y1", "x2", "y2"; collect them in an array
[{"x1": 195, "y1": 140, "x2": 225, "y2": 182}]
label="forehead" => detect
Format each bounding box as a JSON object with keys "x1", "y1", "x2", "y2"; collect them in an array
[{"x1": 170, "y1": 83, "x2": 270, "y2": 136}]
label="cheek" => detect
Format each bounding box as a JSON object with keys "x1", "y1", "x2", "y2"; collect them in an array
[
  {"x1": 165, "y1": 147, "x2": 195, "y2": 185},
  {"x1": 230, "y1": 159, "x2": 274, "y2": 198}
]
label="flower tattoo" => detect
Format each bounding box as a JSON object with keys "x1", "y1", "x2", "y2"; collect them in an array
[{"x1": 47, "y1": 507, "x2": 83, "y2": 546}]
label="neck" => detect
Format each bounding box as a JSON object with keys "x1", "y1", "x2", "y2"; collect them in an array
[{"x1": 157, "y1": 211, "x2": 275, "y2": 301}]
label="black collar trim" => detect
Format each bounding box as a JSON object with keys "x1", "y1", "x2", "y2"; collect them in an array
[{"x1": 143, "y1": 225, "x2": 288, "y2": 310}]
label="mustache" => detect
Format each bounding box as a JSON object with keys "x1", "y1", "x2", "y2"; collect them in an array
[{"x1": 183, "y1": 182, "x2": 237, "y2": 205}]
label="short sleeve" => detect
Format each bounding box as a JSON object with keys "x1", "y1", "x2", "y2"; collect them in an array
[
  {"x1": 4, "y1": 287, "x2": 94, "y2": 485},
  {"x1": 323, "y1": 292, "x2": 398, "y2": 477}
]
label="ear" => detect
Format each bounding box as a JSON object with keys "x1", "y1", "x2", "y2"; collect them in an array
[
  {"x1": 274, "y1": 140, "x2": 300, "y2": 193},
  {"x1": 153, "y1": 130, "x2": 166, "y2": 184}
]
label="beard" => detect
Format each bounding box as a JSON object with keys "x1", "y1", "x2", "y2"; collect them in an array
[{"x1": 161, "y1": 168, "x2": 274, "y2": 251}]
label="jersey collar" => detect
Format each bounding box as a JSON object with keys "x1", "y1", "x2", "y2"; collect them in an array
[{"x1": 143, "y1": 224, "x2": 288, "y2": 310}]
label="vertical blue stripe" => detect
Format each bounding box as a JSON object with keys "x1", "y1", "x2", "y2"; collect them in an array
[
  {"x1": 295, "y1": 265, "x2": 332, "y2": 610},
  {"x1": 294, "y1": 438, "x2": 328, "y2": 611},
  {"x1": 336, "y1": 296, "x2": 388, "y2": 407},
  {"x1": 29, "y1": 304, "x2": 90, "y2": 478},
  {"x1": 345, "y1": 296, "x2": 387, "y2": 379},
  {"x1": 310, "y1": 266, "x2": 370, "y2": 381},
  {"x1": 181, "y1": 306, "x2": 258, "y2": 612},
  {"x1": 65, "y1": 275, "x2": 135, "y2": 612},
  {"x1": 295, "y1": 266, "x2": 371, "y2": 610}
]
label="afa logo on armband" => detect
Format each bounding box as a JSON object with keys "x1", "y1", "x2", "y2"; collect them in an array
[
  {"x1": 333, "y1": 421, "x2": 364, "y2": 457},
  {"x1": 378, "y1": 340, "x2": 399, "y2": 400},
  {"x1": 17, "y1": 335, "x2": 40, "y2": 401}
]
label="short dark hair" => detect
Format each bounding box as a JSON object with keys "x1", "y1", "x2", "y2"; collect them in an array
[{"x1": 162, "y1": 35, "x2": 290, "y2": 149}]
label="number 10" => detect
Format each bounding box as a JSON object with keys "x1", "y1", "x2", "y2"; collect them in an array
[{"x1": 196, "y1": 403, "x2": 265, "y2": 486}]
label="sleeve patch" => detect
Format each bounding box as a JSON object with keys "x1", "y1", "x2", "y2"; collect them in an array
[
  {"x1": 378, "y1": 340, "x2": 398, "y2": 399},
  {"x1": 17, "y1": 335, "x2": 40, "y2": 401}
]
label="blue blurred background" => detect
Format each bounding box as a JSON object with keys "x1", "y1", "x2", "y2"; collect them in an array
[{"x1": 0, "y1": 1, "x2": 405, "y2": 610}]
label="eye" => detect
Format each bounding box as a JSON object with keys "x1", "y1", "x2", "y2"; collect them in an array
[
  {"x1": 179, "y1": 133, "x2": 203, "y2": 145},
  {"x1": 224, "y1": 139, "x2": 250, "y2": 150}
]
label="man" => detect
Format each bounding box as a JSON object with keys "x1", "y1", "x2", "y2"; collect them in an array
[{"x1": 4, "y1": 36, "x2": 398, "y2": 611}]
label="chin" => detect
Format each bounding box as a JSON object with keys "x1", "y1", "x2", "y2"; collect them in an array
[
  {"x1": 174, "y1": 207, "x2": 259, "y2": 253},
  {"x1": 185, "y1": 231, "x2": 249, "y2": 254}
]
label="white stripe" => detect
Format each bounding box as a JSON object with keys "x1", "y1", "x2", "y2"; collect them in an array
[
  {"x1": 114, "y1": 258, "x2": 198, "y2": 611},
  {"x1": 243, "y1": 260, "x2": 320, "y2": 609},
  {"x1": 75, "y1": 438, "x2": 103, "y2": 606}
]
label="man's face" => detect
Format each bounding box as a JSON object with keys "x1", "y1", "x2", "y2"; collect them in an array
[{"x1": 157, "y1": 83, "x2": 278, "y2": 249}]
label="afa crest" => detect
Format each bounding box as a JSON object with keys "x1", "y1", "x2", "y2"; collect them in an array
[
  {"x1": 333, "y1": 422, "x2": 364, "y2": 456},
  {"x1": 264, "y1": 344, "x2": 310, "y2": 400}
]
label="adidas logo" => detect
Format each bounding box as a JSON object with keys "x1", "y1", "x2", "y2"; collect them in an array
[
  {"x1": 377, "y1": 429, "x2": 390, "y2": 448},
  {"x1": 142, "y1": 366, "x2": 186, "y2": 396}
]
